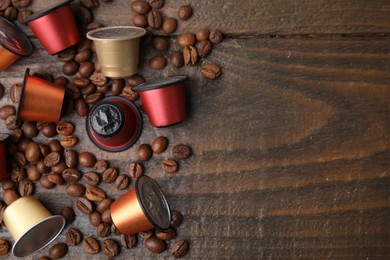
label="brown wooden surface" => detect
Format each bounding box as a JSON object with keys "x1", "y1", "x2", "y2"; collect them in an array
[{"x1": 1, "y1": 0, "x2": 390, "y2": 259}]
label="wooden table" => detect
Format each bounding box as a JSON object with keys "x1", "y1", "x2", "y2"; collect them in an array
[{"x1": 1, "y1": 0, "x2": 390, "y2": 259}]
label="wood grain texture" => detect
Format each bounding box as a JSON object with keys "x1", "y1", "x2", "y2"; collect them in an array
[{"x1": 0, "y1": 0, "x2": 390, "y2": 259}]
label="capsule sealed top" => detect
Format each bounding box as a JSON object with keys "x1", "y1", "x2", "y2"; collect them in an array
[
  {"x1": 133, "y1": 75, "x2": 188, "y2": 92},
  {"x1": 87, "y1": 26, "x2": 146, "y2": 41},
  {"x1": 89, "y1": 102, "x2": 124, "y2": 138},
  {"x1": 0, "y1": 17, "x2": 33, "y2": 57}
]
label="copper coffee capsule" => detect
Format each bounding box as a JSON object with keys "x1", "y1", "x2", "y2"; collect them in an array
[
  {"x1": 111, "y1": 175, "x2": 171, "y2": 235},
  {"x1": 0, "y1": 17, "x2": 33, "y2": 71},
  {"x1": 0, "y1": 133, "x2": 9, "y2": 181},
  {"x1": 3, "y1": 196, "x2": 65, "y2": 257}
]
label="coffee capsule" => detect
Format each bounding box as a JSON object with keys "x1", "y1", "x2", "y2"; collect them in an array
[
  {"x1": 0, "y1": 17, "x2": 33, "y2": 71},
  {"x1": 86, "y1": 96, "x2": 143, "y2": 152},
  {"x1": 86, "y1": 26, "x2": 146, "y2": 78},
  {"x1": 0, "y1": 133, "x2": 9, "y2": 181},
  {"x1": 133, "y1": 75, "x2": 189, "y2": 127},
  {"x1": 23, "y1": 0, "x2": 80, "y2": 55},
  {"x1": 3, "y1": 196, "x2": 65, "y2": 257},
  {"x1": 111, "y1": 175, "x2": 171, "y2": 235},
  {"x1": 17, "y1": 68, "x2": 66, "y2": 122}
]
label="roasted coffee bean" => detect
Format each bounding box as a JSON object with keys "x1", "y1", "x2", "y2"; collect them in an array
[
  {"x1": 0, "y1": 0, "x2": 10, "y2": 11},
  {"x1": 48, "y1": 139, "x2": 63, "y2": 153},
  {"x1": 171, "y1": 210, "x2": 183, "y2": 228},
  {"x1": 60, "y1": 135, "x2": 78, "y2": 148},
  {"x1": 26, "y1": 164, "x2": 41, "y2": 181},
  {"x1": 149, "y1": 55, "x2": 166, "y2": 70},
  {"x1": 121, "y1": 85, "x2": 139, "y2": 101},
  {"x1": 178, "y1": 4, "x2": 192, "y2": 20},
  {"x1": 39, "y1": 143, "x2": 51, "y2": 157},
  {"x1": 19, "y1": 179, "x2": 34, "y2": 196},
  {"x1": 197, "y1": 40, "x2": 212, "y2": 57},
  {"x1": 3, "y1": 189, "x2": 19, "y2": 205},
  {"x1": 22, "y1": 120, "x2": 38, "y2": 138},
  {"x1": 148, "y1": 9, "x2": 162, "y2": 29},
  {"x1": 102, "y1": 239, "x2": 118, "y2": 258},
  {"x1": 196, "y1": 28, "x2": 210, "y2": 42},
  {"x1": 40, "y1": 175, "x2": 55, "y2": 189},
  {"x1": 86, "y1": 22, "x2": 103, "y2": 31},
  {"x1": 0, "y1": 239, "x2": 9, "y2": 255},
  {"x1": 54, "y1": 76, "x2": 69, "y2": 86},
  {"x1": 75, "y1": 98, "x2": 89, "y2": 116},
  {"x1": 162, "y1": 159, "x2": 178, "y2": 173},
  {"x1": 63, "y1": 61, "x2": 79, "y2": 75},
  {"x1": 90, "y1": 72, "x2": 107, "y2": 86},
  {"x1": 111, "y1": 223, "x2": 121, "y2": 235},
  {"x1": 89, "y1": 211, "x2": 102, "y2": 227},
  {"x1": 183, "y1": 46, "x2": 198, "y2": 66},
  {"x1": 120, "y1": 234, "x2": 137, "y2": 249},
  {"x1": 133, "y1": 14, "x2": 148, "y2": 27},
  {"x1": 37, "y1": 159, "x2": 50, "y2": 174},
  {"x1": 51, "y1": 161, "x2": 67, "y2": 174},
  {"x1": 102, "y1": 167, "x2": 118, "y2": 183},
  {"x1": 137, "y1": 144, "x2": 152, "y2": 161},
  {"x1": 77, "y1": 39, "x2": 92, "y2": 53},
  {"x1": 77, "y1": 6, "x2": 93, "y2": 24},
  {"x1": 62, "y1": 168, "x2": 82, "y2": 182},
  {"x1": 144, "y1": 237, "x2": 166, "y2": 254},
  {"x1": 85, "y1": 92, "x2": 103, "y2": 104},
  {"x1": 83, "y1": 171, "x2": 100, "y2": 186},
  {"x1": 4, "y1": 6, "x2": 18, "y2": 21},
  {"x1": 10, "y1": 129, "x2": 23, "y2": 143},
  {"x1": 101, "y1": 209, "x2": 112, "y2": 223},
  {"x1": 97, "y1": 198, "x2": 112, "y2": 213},
  {"x1": 66, "y1": 183, "x2": 85, "y2": 197},
  {"x1": 79, "y1": 151, "x2": 96, "y2": 167},
  {"x1": 66, "y1": 228, "x2": 82, "y2": 246},
  {"x1": 86, "y1": 186, "x2": 106, "y2": 202},
  {"x1": 131, "y1": 0, "x2": 150, "y2": 14},
  {"x1": 10, "y1": 166, "x2": 25, "y2": 182},
  {"x1": 95, "y1": 160, "x2": 108, "y2": 173},
  {"x1": 149, "y1": 0, "x2": 164, "y2": 8},
  {"x1": 156, "y1": 228, "x2": 176, "y2": 241},
  {"x1": 79, "y1": 61, "x2": 94, "y2": 78},
  {"x1": 0, "y1": 105, "x2": 15, "y2": 120},
  {"x1": 25, "y1": 142, "x2": 40, "y2": 163},
  {"x1": 152, "y1": 37, "x2": 169, "y2": 52},
  {"x1": 96, "y1": 222, "x2": 111, "y2": 237},
  {"x1": 12, "y1": 0, "x2": 31, "y2": 8},
  {"x1": 44, "y1": 152, "x2": 61, "y2": 167},
  {"x1": 96, "y1": 84, "x2": 110, "y2": 93},
  {"x1": 65, "y1": 149, "x2": 78, "y2": 168},
  {"x1": 177, "y1": 33, "x2": 196, "y2": 48},
  {"x1": 110, "y1": 79, "x2": 124, "y2": 95},
  {"x1": 15, "y1": 151, "x2": 27, "y2": 166},
  {"x1": 2, "y1": 178, "x2": 17, "y2": 190},
  {"x1": 139, "y1": 229, "x2": 154, "y2": 239},
  {"x1": 60, "y1": 206, "x2": 75, "y2": 225},
  {"x1": 127, "y1": 74, "x2": 145, "y2": 86},
  {"x1": 128, "y1": 162, "x2": 143, "y2": 179},
  {"x1": 172, "y1": 144, "x2": 192, "y2": 160},
  {"x1": 58, "y1": 49, "x2": 76, "y2": 62},
  {"x1": 171, "y1": 240, "x2": 189, "y2": 258},
  {"x1": 201, "y1": 63, "x2": 222, "y2": 79},
  {"x1": 152, "y1": 136, "x2": 168, "y2": 154},
  {"x1": 170, "y1": 51, "x2": 184, "y2": 68},
  {"x1": 49, "y1": 243, "x2": 68, "y2": 259},
  {"x1": 5, "y1": 115, "x2": 20, "y2": 130},
  {"x1": 40, "y1": 122, "x2": 57, "y2": 137},
  {"x1": 80, "y1": 0, "x2": 99, "y2": 9},
  {"x1": 162, "y1": 17, "x2": 177, "y2": 34},
  {"x1": 209, "y1": 29, "x2": 223, "y2": 44},
  {"x1": 66, "y1": 83, "x2": 81, "y2": 100},
  {"x1": 115, "y1": 174, "x2": 130, "y2": 190},
  {"x1": 83, "y1": 237, "x2": 100, "y2": 254},
  {"x1": 17, "y1": 138, "x2": 31, "y2": 152},
  {"x1": 17, "y1": 8, "x2": 33, "y2": 21},
  {"x1": 72, "y1": 77, "x2": 90, "y2": 87},
  {"x1": 81, "y1": 83, "x2": 96, "y2": 96},
  {"x1": 48, "y1": 173, "x2": 65, "y2": 185},
  {"x1": 77, "y1": 197, "x2": 93, "y2": 214}
]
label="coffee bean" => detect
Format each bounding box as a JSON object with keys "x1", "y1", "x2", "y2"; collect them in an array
[
  {"x1": 49, "y1": 243, "x2": 68, "y2": 259},
  {"x1": 131, "y1": 0, "x2": 150, "y2": 14},
  {"x1": 133, "y1": 14, "x2": 148, "y2": 27},
  {"x1": 77, "y1": 6, "x2": 93, "y2": 24},
  {"x1": 81, "y1": 84, "x2": 96, "y2": 96},
  {"x1": 79, "y1": 61, "x2": 94, "y2": 78},
  {"x1": 44, "y1": 151, "x2": 61, "y2": 167},
  {"x1": 60, "y1": 206, "x2": 75, "y2": 225},
  {"x1": 89, "y1": 211, "x2": 102, "y2": 227},
  {"x1": 19, "y1": 179, "x2": 34, "y2": 196},
  {"x1": 9, "y1": 129, "x2": 22, "y2": 144},
  {"x1": 115, "y1": 174, "x2": 130, "y2": 190},
  {"x1": 183, "y1": 46, "x2": 198, "y2": 66},
  {"x1": 0, "y1": 105, "x2": 15, "y2": 120},
  {"x1": 58, "y1": 49, "x2": 76, "y2": 62},
  {"x1": 48, "y1": 173, "x2": 65, "y2": 185},
  {"x1": 63, "y1": 168, "x2": 82, "y2": 182},
  {"x1": 171, "y1": 240, "x2": 189, "y2": 258},
  {"x1": 197, "y1": 40, "x2": 212, "y2": 57},
  {"x1": 111, "y1": 224, "x2": 121, "y2": 235},
  {"x1": 108, "y1": 79, "x2": 123, "y2": 96},
  {"x1": 85, "y1": 92, "x2": 103, "y2": 104},
  {"x1": 26, "y1": 164, "x2": 41, "y2": 181},
  {"x1": 149, "y1": 55, "x2": 166, "y2": 70},
  {"x1": 40, "y1": 122, "x2": 57, "y2": 137},
  {"x1": 97, "y1": 198, "x2": 112, "y2": 213},
  {"x1": 86, "y1": 186, "x2": 106, "y2": 202},
  {"x1": 40, "y1": 175, "x2": 55, "y2": 189},
  {"x1": 12, "y1": 0, "x2": 31, "y2": 8},
  {"x1": 11, "y1": 166, "x2": 25, "y2": 182},
  {"x1": 25, "y1": 142, "x2": 40, "y2": 164},
  {"x1": 53, "y1": 76, "x2": 69, "y2": 86},
  {"x1": 86, "y1": 22, "x2": 103, "y2": 31},
  {"x1": 201, "y1": 63, "x2": 222, "y2": 79},
  {"x1": 139, "y1": 229, "x2": 154, "y2": 239},
  {"x1": 15, "y1": 151, "x2": 27, "y2": 166},
  {"x1": 177, "y1": 33, "x2": 196, "y2": 48},
  {"x1": 209, "y1": 29, "x2": 223, "y2": 44},
  {"x1": 178, "y1": 4, "x2": 192, "y2": 20},
  {"x1": 5, "y1": 115, "x2": 20, "y2": 130},
  {"x1": 96, "y1": 222, "x2": 111, "y2": 237},
  {"x1": 66, "y1": 228, "x2": 82, "y2": 246},
  {"x1": 66, "y1": 183, "x2": 85, "y2": 197},
  {"x1": 127, "y1": 74, "x2": 145, "y2": 86},
  {"x1": 51, "y1": 161, "x2": 67, "y2": 174},
  {"x1": 66, "y1": 83, "x2": 81, "y2": 100},
  {"x1": 80, "y1": 0, "x2": 99, "y2": 9},
  {"x1": 0, "y1": 239, "x2": 9, "y2": 255},
  {"x1": 3, "y1": 189, "x2": 19, "y2": 205},
  {"x1": 121, "y1": 85, "x2": 139, "y2": 101},
  {"x1": 37, "y1": 160, "x2": 50, "y2": 174},
  {"x1": 63, "y1": 61, "x2": 79, "y2": 75},
  {"x1": 137, "y1": 144, "x2": 152, "y2": 161},
  {"x1": 96, "y1": 84, "x2": 110, "y2": 93},
  {"x1": 60, "y1": 135, "x2": 78, "y2": 148},
  {"x1": 17, "y1": 138, "x2": 31, "y2": 152},
  {"x1": 156, "y1": 228, "x2": 176, "y2": 241},
  {"x1": 128, "y1": 162, "x2": 143, "y2": 179},
  {"x1": 22, "y1": 121, "x2": 39, "y2": 139},
  {"x1": 83, "y1": 171, "x2": 100, "y2": 186},
  {"x1": 56, "y1": 122, "x2": 75, "y2": 137},
  {"x1": 120, "y1": 234, "x2": 137, "y2": 249},
  {"x1": 90, "y1": 72, "x2": 107, "y2": 86},
  {"x1": 2, "y1": 178, "x2": 17, "y2": 190},
  {"x1": 162, "y1": 17, "x2": 177, "y2": 34},
  {"x1": 0, "y1": 0, "x2": 10, "y2": 11},
  {"x1": 95, "y1": 160, "x2": 108, "y2": 173},
  {"x1": 151, "y1": 136, "x2": 168, "y2": 154},
  {"x1": 72, "y1": 77, "x2": 90, "y2": 88},
  {"x1": 102, "y1": 239, "x2": 119, "y2": 258},
  {"x1": 17, "y1": 9, "x2": 32, "y2": 22},
  {"x1": 79, "y1": 151, "x2": 96, "y2": 167},
  {"x1": 102, "y1": 167, "x2": 118, "y2": 183},
  {"x1": 64, "y1": 149, "x2": 77, "y2": 168},
  {"x1": 170, "y1": 51, "x2": 184, "y2": 68},
  {"x1": 48, "y1": 139, "x2": 62, "y2": 153},
  {"x1": 162, "y1": 159, "x2": 178, "y2": 173},
  {"x1": 196, "y1": 28, "x2": 210, "y2": 42},
  {"x1": 152, "y1": 37, "x2": 169, "y2": 52},
  {"x1": 75, "y1": 98, "x2": 89, "y2": 116},
  {"x1": 170, "y1": 210, "x2": 183, "y2": 228},
  {"x1": 4, "y1": 6, "x2": 17, "y2": 21},
  {"x1": 144, "y1": 237, "x2": 166, "y2": 254},
  {"x1": 101, "y1": 209, "x2": 112, "y2": 223},
  {"x1": 148, "y1": 9, "x2": 162, "y2": 29},
  {"x1": 83, "y1": 237, "x2": 100, "y2": 254},
  {"x1": 77, "y1": 197, "x2": 94, "y2": 214},
  {"x1": 172, "y1": 144, "x2": 192, "y2": 160}
]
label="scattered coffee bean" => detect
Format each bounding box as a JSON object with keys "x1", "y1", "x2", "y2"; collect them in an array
[
  {"x1": 77, "y1": 6, "x2": 93, "y2": 24},
  {"x1": 102, "y1": 239, "x2": 119, "y2": 258},
  {"x1": 196, "y1": 28, "x2": 210, "y2": 42},
  {"x1": 149, "y1": 55, "x2": 167, "y2": 70},
  {"x1": 149, "y1": 0, "x2": 164, "y2": 9},
  {"x1": 133, "y1": 14, "x2": 148, "y2": 27},
  {"x1": 3, "y1": 189, "x2": 19, "y2": 205},
  {"x1": 39, "y1": 143, "x2": 51, "y2": 157},
  {"x1": 197, "y1": 40, "x2": 212, "y2": 57},
  {"x1": 63, "y1": 61, "x2": 79, "y2": 76},
  {"x1": 0, "y1": 239, "x2": 9, "y2": 255},
  {"x1": 54, "y1": 76, "x2": 69, "y2": 86},
  {"x1": 148, "y1": 9, "x2": 162, "y2": 29},
  {"x1": 162, "y1": 17, "x2": 177, "y2": 34},
  {"x1": 64, "y1": 149, "x2": 78, "y2": 168},
  {"x1": 101, "y1": 209, "x2": 112, "y2": 223},
  {"x1": 139, "y1": 230, "x2": 154, "y2": 239},
  {"x1": 201, "y1": 63, "x2": 222, "y2": 79},
  {"x1": 111, "y1": 224, "x2": 121, "y2": 235},
  {"x1": 10, "y1": 166, "x2": 25, "y2": 182},
  {"x1": 162, "y1": 159, "x2": 178, "y2": 173},
  {"x1": 77, "y1": 39, "x2": 92, "y2": 52},
  {"x1": 4, "y1": 6, "x2": 17, "y2": 21},
  {"x1": 127, "y1": 74, "x2": 145, "y2": 86},
  {"x1": 44, "y1": 151, "x2": 61, "y2": 167},
  {"x1": 152, "y1": 37, "x2": 169, "y2": 52},
  {"x1": 95, "y1": 160, "x2": 108, "y2": 173},
  {"x1": 86, "y1": 186, "x2": 106, "y2": 202},
  {"x1": 110, "y1": 79, "x2": 124, "y2": 95},
  {"x1": 37, "y1": 160, "x2": 50, "y2": 174},
  {"x1": 51, "y1": 161, "x2": 67, "y2": 174},
  {"x1": 83, "y1": 171, "x2": 100, "y2": 186},
  {"x1": 80, "y1": 0, "x2": 99, "y2": 9},
  {"x1": 5, "y1": 115, "x2": 20, "y2": 130},
  {"x1": 25, "y1": 142, "x2": 41, "y2": 163},
  {"x1": 79, "y1": 151, "x2": 96, "y2": 167},
  {"x1": 83, "y1": 237, "x2": 100, "y2": 254},
  {"x1": 115, "y1": 174, "x2": 130, "y2": 190},
  {"x1": 96, "y1": 222, "x2": 111, "y2": 237},
  {"x1": 66, "y1": 183, "x2": 85, "y2": 197},
  {"x1": 62, "y1": 168, "x2": 82, "y2": 182},
  {"x1": 10, "y1": 129, "x2": 23, "y2": 143},
  {"x1": 131, "y1": 0, "x2": 150, "y2": 14},
  {"x1": 2, "y1": 179, "x2": 17, "y2": 190},
  {"x1": 120, "y1": 234, "x2": 137, "y2": 249},
  {"x1": 15, "y1": 151, "x2": 27, "y2": 166},
  {"x1": 75, "y1": 98, "x2": 89, "y2": 116},
  {"x1": 40, "y1": 175, "x2": 55, "y2": 189},
  {"x1": 156, "y1": 228, "x2": 176, "y2": 241},
  {"x1": 85, "y1": 92, "x2": 103, "y2": 104},
  {"x1": 40, "y1": 122, "x2": 57, "y2": 137},
  {"x1": 172, "y1": 144, "x2": 192, "y2": 160},
  {"x1": 178, "y1": 5, "x2": 192, "y2": 20},
  {"x1": 128, "y1": 162, "x2": 143, "y2": 179},
  {"x1": 89, "y1": 211, "x2": 102, "y2": 227},
  {"x1": 60, "y1": 135, "x2": 78, "y2": 148},
  {"x1": 66, "y1": 83, "x2": 81, "y2": 100},
  {"x1": 12, "y1": 0, "x2": 32, "y2": 8},
  {"x1": 77, "y1": 197, "x2": 94, "y2": 214},
  {"x1": 72, "y1": 77, "x2": 90, "y2": 87},
  {"x1": 0, "y1": 0, "x2": 11, "y2": 11},
  {"x1": 97, "y1": 198, "x2": 113, "y2": 213},
  {"x1": 183, "y1": 46, "x2": 198, "y2": 66},
  {"x1": 58, "y1": 49, "x2": 76, "y2": 62},
  {"x1": 79, "y1": 61, "x2": 95, "y2": 78},
  {"x1": 121, "y1": 86, "x2": 139, "y2": 101},
  {"x1": 49, "y1": 243, "x2": 68, "y2": 259},
  {"x1": 171, "y1": 240, "x2": 189, "y2": 258},
  {"x1": 209, "y1": 29, "x2": 223, "y2": 44},
  {"x1": 170, "y1": 51, "x2": 184, "y2": 68},
  {"x1": 81, "y1": 83, "x2": 96, "y2": 96},
  {"x1": 48, "y1": 173, "x2": 65, "y2": 185},
  {"x1": 144, "y1": 237, "x2": 166, "y2": 254},
  {"x1": 22, "y1": 121, "x2": 39, "y2": 139},
  {"x1": 0, "y1": 105, "x2": 15, "y2": 120},
  {"x1": 19, "y1": 179, "x2": 34, "y2": 196},
  {"x1": 96, "y1": 84, "x2": 110, "y2": 93},
  {"x1": 48, "y1": 139, "x2": 62, "y2": 153},
  {"x1": 90, "y1": 72, "x2": 107, "y2": 86},
  {"x1": 66, "y1": 228, "x2": 82, "y2": 246},
  {"x1": 102, "y1": 167, "x2": 118, "y2": 183},
  {"x1": 151, "y1": 136, "x2": 168, "y2": 154},
  {"x1": 137, "y1": 144, "x2": 152, "y2": 161},
  {"x1": 17, "y1": 138, "x2": 31, "y2": 152},
  {"x1": 26, "y1": 164, "x2": 41, "y2": 181},
  {"x1": 171, "y1": 210, "x2": 183, "y2": 228},
  {"x1": 177, "y1": 33, "x2": 196, "y2": 48}
]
